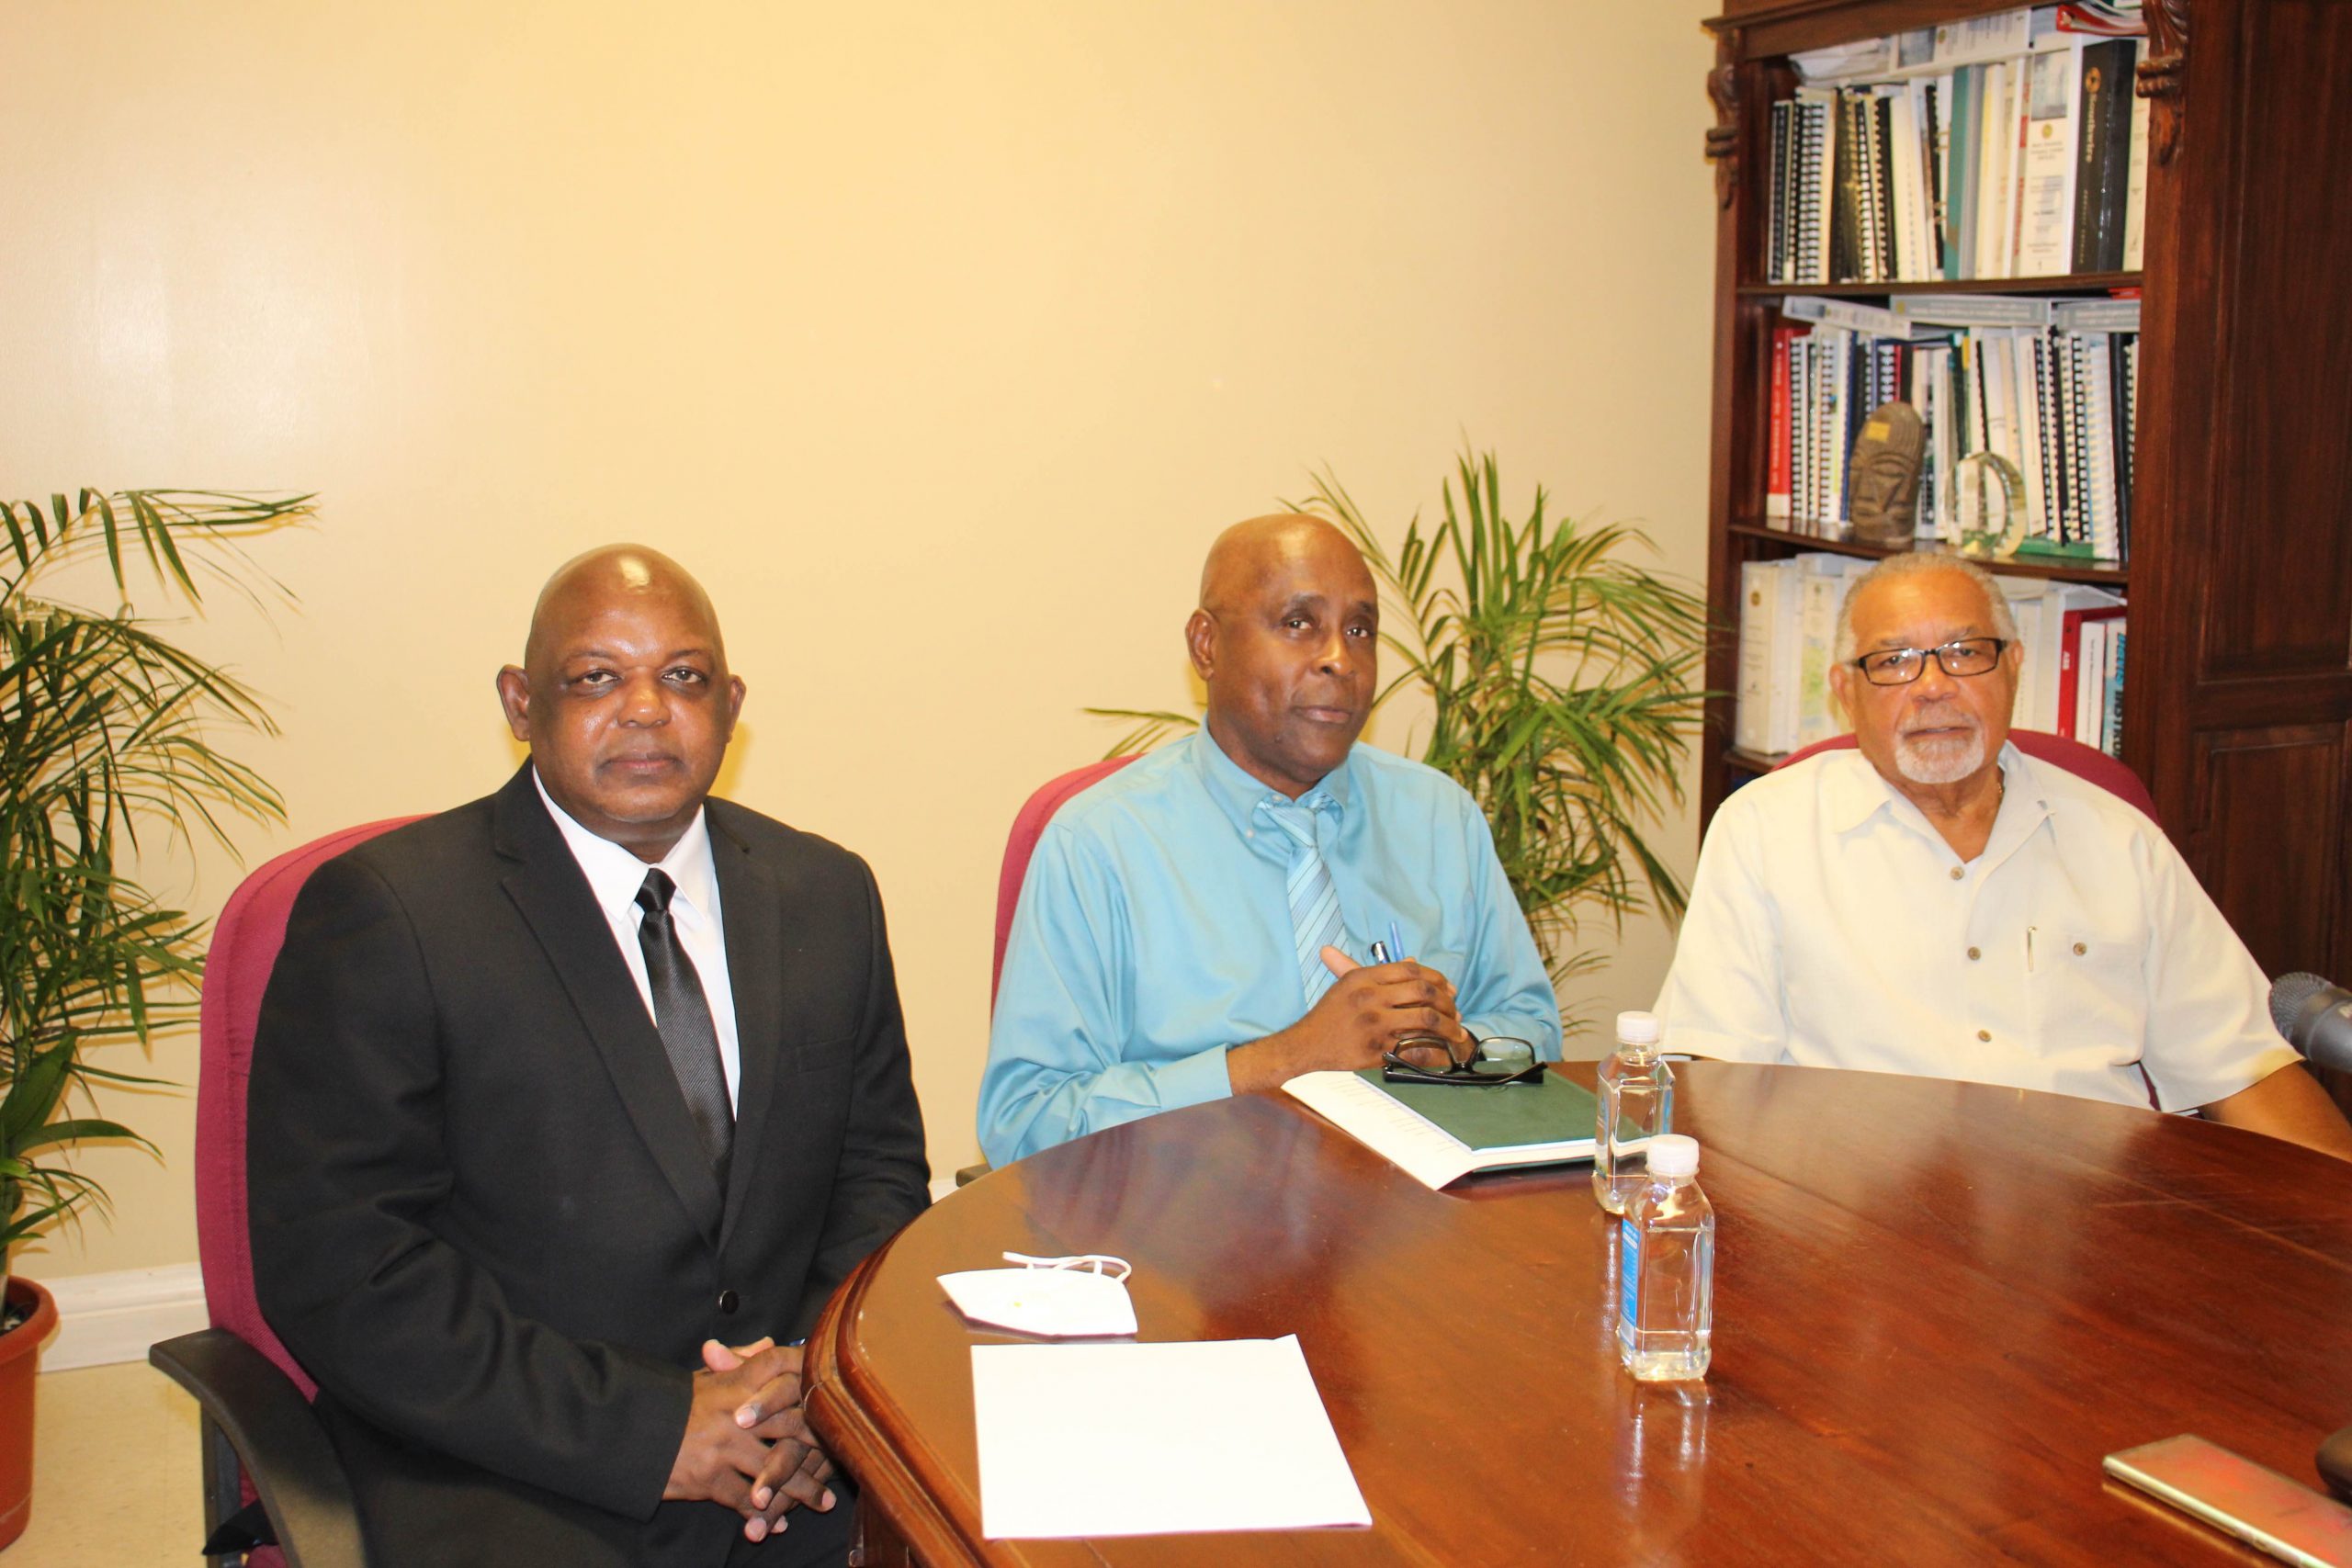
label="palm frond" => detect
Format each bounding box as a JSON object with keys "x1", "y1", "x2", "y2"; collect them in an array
[
  {"x1": 1294, "y1": 450, "x2": 1715, "y2": 993},
  {"x1": 2, "y1": 487, "x2": 307, "y2": 1261}
]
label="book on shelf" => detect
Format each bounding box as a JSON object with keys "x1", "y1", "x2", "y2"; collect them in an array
[
  {"x1": 1934, "y1": 9, "x2": 2033, "y2": 69},
  {"x1": 1763, "y1": 301, "x2": 2138, "y2": 556},
  {"x1": 2050, "y1": 295, "x2": 2141, "y2": 331},
  {"x1": 1894, "y1": 293, "x2": 2054, "y2": 327},
  {"x1": 1974, "y1": 58, "x2": 2018, "y2": 281},
  {"x1": 2060, "y1": 615, "x2": 2127, "y2": 755},
  {"x1": 2071, "y1": 37, "x2": 2138, "y2": 275},
  {"x1": 2002, "y1": 578, "x2": 2126, "y2": 747},
  {"x1": 1766, "y1": 322, "x2": 1804, "y2": 521},
  {"x1": 2017, "y1": 43, "x2": 2083, "y2": 276},
  {"x1": 2103, "y1": 622, "x2": 2127, "y2": 756},
  {"x1": 2055, "y1": 601, "x2": 2126, "y2": 738},
  {"x1": 1762, "y1": 5, "x2": 2146, "y2": 286},
  {"x1": 1736, "y1": 552, "x2": 1860, "y2": 756},
  {"x1": 2120, "y1": 39, "x2": 2150, "y2": 269}
]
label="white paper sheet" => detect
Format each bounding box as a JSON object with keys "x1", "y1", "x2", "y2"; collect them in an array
[
  {"x1": 1281, "y1": 1069, "x2": 1486, "y2": 1189},
  {"x1": 971, "y1": 1335, "x2": 1373, "y2": 1539}
]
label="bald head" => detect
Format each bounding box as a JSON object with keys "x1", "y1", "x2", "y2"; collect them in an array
[
  {"x1": 497, "y1": 544, "x2": 744, "y2": 861},
  {"x1": 1185, "y1": 513, "x2": 1378, "y2": 798},
  {"x1": 523, "y1": 545, "x2": 726, "y2": 678},
  {"x1": 1197, "y1": 513, "x2": 1367, "y2": 615}
]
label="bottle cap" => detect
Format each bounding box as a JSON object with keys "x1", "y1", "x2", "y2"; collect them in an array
[
  {"x1": 1647, "y1": 1134, "x2": 1699, "y2": 1178},
  {"x1": 1616, "y1": 1010, "x2": 1661, "y2": 1045}
]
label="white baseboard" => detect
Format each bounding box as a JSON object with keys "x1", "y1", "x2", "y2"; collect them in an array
[{"x1": 30, "y1": 1263, "x2": 208, "y2": 1372}]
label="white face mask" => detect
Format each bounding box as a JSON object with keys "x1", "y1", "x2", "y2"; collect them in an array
[{"x1": 937, "y1": 1252, "x2": 1138, "y2": 1338}]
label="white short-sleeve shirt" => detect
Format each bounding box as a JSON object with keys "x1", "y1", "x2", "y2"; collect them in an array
[{"x1": 1654, "y1": 743, "x2": 2296, "y2": 1111}]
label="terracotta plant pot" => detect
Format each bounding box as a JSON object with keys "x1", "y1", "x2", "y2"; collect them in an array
[{"x1": 0, "y1": 1276, "x2": 58, "y2": 1551}]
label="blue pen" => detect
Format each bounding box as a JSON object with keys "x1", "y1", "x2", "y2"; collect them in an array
[{"x1": 1386, "y1": 919, "x2": 1406, "y2": 963}]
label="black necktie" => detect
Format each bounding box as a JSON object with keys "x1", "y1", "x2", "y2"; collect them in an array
[{"x1": 635, "y1": 868, "x2": 733, "y2": 1185}]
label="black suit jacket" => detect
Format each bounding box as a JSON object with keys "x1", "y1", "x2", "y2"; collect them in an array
[{"x1": 249, "y1": 766, "x2": 930, "y2": 1565}]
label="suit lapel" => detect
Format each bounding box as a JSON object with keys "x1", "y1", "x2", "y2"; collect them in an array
[
  {"x1": 492, "y1": 766, "x2": 726, "y2": 1240},
  {"x1": 709, "y1": 804, "x2": 785, "y2": 1251}
]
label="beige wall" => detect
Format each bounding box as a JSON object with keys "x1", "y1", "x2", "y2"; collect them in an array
[{"x1": 6, "y1": 0, "x2": 1719, "y2": 1280}]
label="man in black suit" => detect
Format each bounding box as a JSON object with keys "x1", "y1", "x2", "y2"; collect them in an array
[{"x1": 250, "y1": 546, "x2": 930, "y2": 1565}]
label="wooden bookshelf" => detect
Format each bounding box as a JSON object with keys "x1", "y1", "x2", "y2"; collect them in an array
[
  {"x1": 1725, "y1": 522, "x2": 2130, "y2": 583},
  {"x1": 1698, "y1": 1, "x2": 2352, "y2": 1077},
  {"x1": 1737, "y1": 271, "x2": 2143, "y2": 299}
]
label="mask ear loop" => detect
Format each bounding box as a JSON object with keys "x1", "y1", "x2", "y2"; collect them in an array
[{"x1": 1001, "y1": 1250, "x2": 1134, "y2": 1282}]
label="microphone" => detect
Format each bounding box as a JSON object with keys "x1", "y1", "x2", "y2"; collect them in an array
[
  {"x1": 2265, "y1": 974, "x2": 2352, "y2": 1505},
  {"x1": 2267, "y1": 974, "x2": 2352, "y2": 1076}
]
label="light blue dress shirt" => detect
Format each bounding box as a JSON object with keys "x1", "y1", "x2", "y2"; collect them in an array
[{"x1": 978, "y1": 729, "x2": 1563, "y2": 1165}]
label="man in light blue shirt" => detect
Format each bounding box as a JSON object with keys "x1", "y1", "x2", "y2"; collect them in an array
[{"x1": 979, "y1": 514, "x2": 1561, "y2": 1166}]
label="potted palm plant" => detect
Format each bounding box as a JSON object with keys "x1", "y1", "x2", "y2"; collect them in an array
[
  {"x1": 1095, "y1": 448, "x2": 1708, "y2": 1007},
  {"x1": 0, "y1": 488, "x2": 307, "y2": 1549}
]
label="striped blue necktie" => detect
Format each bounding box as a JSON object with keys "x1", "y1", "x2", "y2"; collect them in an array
[{"x1": 1259, "y1": 794, "x2": 1347, "y2": 1005}]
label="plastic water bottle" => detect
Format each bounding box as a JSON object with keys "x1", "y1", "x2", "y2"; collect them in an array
[
  {"x1": 1617, "y1": 1134, "x2": 1715, "y2": 1382},
  {"x1": 1593, "y1": 1010, "x2": 1673, "y2": 1214}
]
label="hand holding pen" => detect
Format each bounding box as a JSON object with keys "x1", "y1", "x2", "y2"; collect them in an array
[{"x1": 1226, "y1": 922, "x2": 1472, "y2": 1093}]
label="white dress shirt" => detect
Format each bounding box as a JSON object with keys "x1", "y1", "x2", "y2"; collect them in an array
[
  {"x1": 1655, "y1": 743, "x2": 2296, "y2": 1111},
  {"x1": 533, "y1": 769, "x2": 741, "y2": 1109}
]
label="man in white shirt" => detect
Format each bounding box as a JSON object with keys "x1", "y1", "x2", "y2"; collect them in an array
[{"x1": 1657, "y1": 552, "x2": 2352, "y2": 1159}]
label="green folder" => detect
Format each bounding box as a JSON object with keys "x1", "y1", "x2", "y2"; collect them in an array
[{"x1": 1353, "y1": 1067, "x2": 1600, "y2": 1167}]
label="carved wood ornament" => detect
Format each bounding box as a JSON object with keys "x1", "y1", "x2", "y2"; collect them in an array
[
  {"x1": 2139, "y1": 0, "x2": 2189, "y2": 165},
  {"x1": 1705, "y1": 36, "x2": 1741, "y2": 210}
]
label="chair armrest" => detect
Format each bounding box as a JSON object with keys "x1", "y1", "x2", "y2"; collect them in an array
[{"x1": 149, "y1": 1328, "x2": 369, "y2": 1568}]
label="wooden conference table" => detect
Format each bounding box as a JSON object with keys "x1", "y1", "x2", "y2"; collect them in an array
[{"x1": 806, "y1": 1062, "x2": 2352, "y2": 1565}]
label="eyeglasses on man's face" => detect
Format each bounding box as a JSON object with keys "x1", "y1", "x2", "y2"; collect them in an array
[{"x1": 1853, "y1": 637, "x2": 2009, "y2": 687}]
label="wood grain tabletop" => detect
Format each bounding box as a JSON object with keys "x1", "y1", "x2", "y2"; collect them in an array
[{"x1": 808, "y1": 1062, "x2": 2352, "y2": 1566}]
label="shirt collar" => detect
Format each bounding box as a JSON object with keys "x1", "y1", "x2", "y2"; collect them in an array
[
  {"x1": 1190, "y1": 724, "x2": 1354, "y2": 837},
  {"x1": 1825, "y1": 739, "x2": 2052, "y2": 846},
  {"x1": 531, "y1": 766, "x2": 718, "y2": 924}
]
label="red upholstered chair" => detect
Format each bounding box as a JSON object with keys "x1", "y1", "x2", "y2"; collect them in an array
[
  {"x1": 989, "y1": 754, "x2": 1140, "y2": 1007},
  {"x1": 151, "y1": 816, "x2": 422, "y2": 1568},
  {"x1": 959, "y1": 755, "x2": 1138, "y2": 1186},
  {"x1": 1773, "y1": 728, "x2": 2159, "y2": 820}
]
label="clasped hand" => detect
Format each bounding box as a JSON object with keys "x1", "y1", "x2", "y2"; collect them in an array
[
  {"x1": 663, "y1": 1336, "x2": 836, "y2": 1543},
  {"x1": 1230, "y1": 944, "x2": 1472, "y2": 1091}
]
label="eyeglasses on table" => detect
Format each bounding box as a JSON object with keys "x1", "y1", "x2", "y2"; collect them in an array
[{"x1": 1380, "y1": 1034, "x2": 1543, "y2": 1087}]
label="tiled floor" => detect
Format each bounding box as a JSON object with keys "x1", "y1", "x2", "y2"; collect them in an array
[{"x1": 12, "y1": 1361, "x2": 200, "y2": 1566}]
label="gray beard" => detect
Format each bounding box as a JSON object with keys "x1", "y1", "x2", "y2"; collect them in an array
[{"x1": 1894, "y1": 728, "x2": 1987, "y2": 786}]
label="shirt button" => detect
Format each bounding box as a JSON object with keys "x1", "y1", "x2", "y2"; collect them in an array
[
  {"x1": 2074, "y1": 942, "x2": 2087, "y2": 956},
  {"x1": 1966, "y1": 946, "x2": 1981, "y2": 961},
  {"x1": 717, "y1": 1290, "x2": 740, "y2": 1314},
  {"x1": 1949, "y1": 866, "x2": 1964, "y2": 881},
  {"x1": 1976, "y1": 1029, "x2": 1992, "y2": 1043}
]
